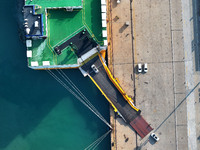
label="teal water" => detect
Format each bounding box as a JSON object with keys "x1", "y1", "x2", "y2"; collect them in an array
[{"x1": 0, "y1": 0, "x2": 110, "y2": 150}]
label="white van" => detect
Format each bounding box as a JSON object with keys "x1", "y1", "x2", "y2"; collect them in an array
[
  {"x1": 138, "y1": 63, "x2": 142, "y2": 73},
  {"x1": 91, "y1": 64, "x2": 99, "y2": 73},
  {"x1": 150, "y1": 133, "x2": 159, "y2": 142}
]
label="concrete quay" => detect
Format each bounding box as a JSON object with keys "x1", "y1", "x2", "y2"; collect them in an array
[{"x1": 107, "y1": 0, "x2": 198, "y2": 150}]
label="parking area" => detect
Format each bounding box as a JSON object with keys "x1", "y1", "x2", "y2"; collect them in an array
[
  {"x1": 108, "y1": 0, "x2": 200, "y2": 149},
  {"x1": 134, "y1": 0, "x2": 187, "y2": 149}
]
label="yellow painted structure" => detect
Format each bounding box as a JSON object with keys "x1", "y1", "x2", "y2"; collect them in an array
[
  {"x1": 98, "y1": 54, "x2": 140, "y2": 112},
  {"x1": 89, "y1": 76, "x2": 118, "y2": 112},
  {"x1": 100, "y1": 50, "x2": 106, "y2": 59}
]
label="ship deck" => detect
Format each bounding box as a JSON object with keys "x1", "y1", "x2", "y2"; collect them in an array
[
  {"x1": 25, "y1": 0, "x2": 105, "y2": 68},
  {"x1": 25, "y1": 0, "x2": 82, "y2": 8}
]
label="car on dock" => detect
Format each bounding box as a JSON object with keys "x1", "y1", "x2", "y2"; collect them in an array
[
  {"x1": 138, "y1": 63, "x2": 142, "y2": 73},
  {"x1": 150, "y1": 133, "x2": 159, "y2": 142},
  {"x1": 91, "y1": 64, "x2": 99, "y2": 73},
  {"x1": 144, "y1": 63, "x2": 148, "y2": 73}
]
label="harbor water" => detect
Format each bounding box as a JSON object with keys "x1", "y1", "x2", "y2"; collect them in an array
[{"x1": 0, "y1": 0, "x2": 110, "y2": 149}]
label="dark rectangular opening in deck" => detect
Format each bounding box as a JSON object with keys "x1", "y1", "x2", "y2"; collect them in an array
[{"x1": 54, "y1": 29, "x2": 97, "y2": 56}]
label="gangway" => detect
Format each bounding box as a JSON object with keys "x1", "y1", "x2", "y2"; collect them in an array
[{"x1": 80, "y1": 53, "x2": 153, "y2": 138}]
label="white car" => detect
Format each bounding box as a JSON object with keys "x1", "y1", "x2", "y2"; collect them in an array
[
  {"x1": 117, "y1": 0, "x2": 121, "y2": 4},
  {"x1": 138, "y1": 63, "x2": 142, "y2": 73},
  {"x1": 150, "y1": 133, "x2": 159, "y2": 142},
  {"x1": 91, "y1": 64, "x2": 99, "y2": 73},
  {"x1": 144, "y1": 63, "x2": 148, "y2": 73}
]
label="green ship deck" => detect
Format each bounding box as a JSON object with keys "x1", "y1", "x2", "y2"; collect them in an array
[
  {"x1": 24, "y1": 0, "x2": 106, "y2": 69},
  {"x1": 25, "y1": 0, "x2": 82, "y2": 8}
]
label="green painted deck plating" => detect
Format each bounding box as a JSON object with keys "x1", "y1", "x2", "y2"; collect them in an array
[
  {"x1": 25, "y1": 0, "x2": 82, "y2": 8},
  {"x1": 25, "y1": 0, "x2": 105, "y2": 68}
]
